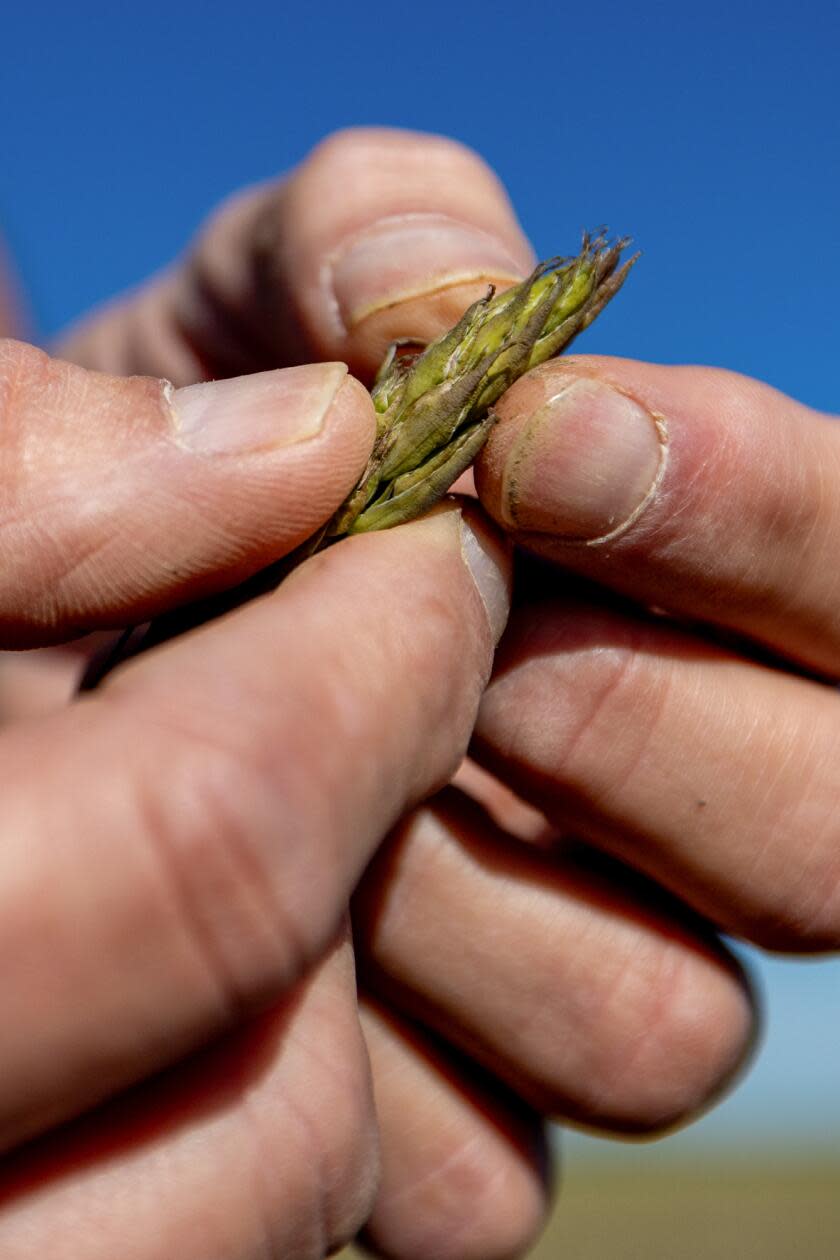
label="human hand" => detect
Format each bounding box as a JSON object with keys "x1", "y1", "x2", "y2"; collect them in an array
[
  {"x1": 0, "y1": 322, "x2": 517, "y2": 1257},
  {"x1": 353, "y1": 346, "x2": 840, "y2": 1255},
  {"x1": 472, "y1": 352, "x2": 840, "y2": 950},
  {"x1": 32, "y1": 128, "x2": 782, "y2": 1259}
]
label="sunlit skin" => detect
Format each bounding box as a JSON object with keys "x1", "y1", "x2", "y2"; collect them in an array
[{"x1": 0, "y1": 128, "x2": 836, "y2": 1259}]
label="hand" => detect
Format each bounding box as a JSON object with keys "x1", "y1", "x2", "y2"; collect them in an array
[
  {"x1": 0, "y1": 328, "x2": 513, "y2": 1256},
  {"x1": 472, "y1": 353, "x2": 840, "y2": 949},
  {"x1": 353, "y1": 351, "x2": 840, "y2": 1247},
  {"x1": 4, "y1": 127, "x2": 799, "y2": 1260}
]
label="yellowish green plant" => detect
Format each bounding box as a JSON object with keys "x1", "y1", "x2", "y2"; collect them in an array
[{"x1": 80, "y1": 231, "x2": 635, "y2": 689}]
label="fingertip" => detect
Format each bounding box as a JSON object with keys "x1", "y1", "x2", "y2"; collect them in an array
[
  {"x1": 324, "y1": 367, "x2": 378, "y2": 463},
  {"x1": 380, "y1": 501, "x2": 512, "y2": 654},
  {"x1": 360, "y1": 1001, "x2": 551, "y2": 1260},
  {"x1": 476, "y1": 360, "x2": 668, "y2": 545},
  {"x1": 277, "y1": 128, "x2": 536, "y2": 377}
]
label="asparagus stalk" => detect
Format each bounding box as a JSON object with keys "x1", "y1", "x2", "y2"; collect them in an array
[
  {"x1": 327, "y1": 229, "x2": 637, "y2": 538},
  {"x1": 79, "y1": 231, "x2": 636, "y2": 690}
]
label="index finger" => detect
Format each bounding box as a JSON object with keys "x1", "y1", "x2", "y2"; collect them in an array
[
  {"x1": 475, "y1": 355, "x2": 840, "y2": 677},
  {"x1": 0, "y1": 502, "x2": 509, "y2": 1151}
]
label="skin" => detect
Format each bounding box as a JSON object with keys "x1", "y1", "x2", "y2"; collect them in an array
[{"x1": 0, "y1": 127, "x2": 836, "y2": 1258}]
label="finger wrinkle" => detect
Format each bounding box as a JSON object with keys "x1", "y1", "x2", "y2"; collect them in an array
[
  {"x1": 480, "y1": 634, "x2": 642, "y2": 810},
  {"x1": 98, "y1": 695, "x2": 314, "y2": 1019}
]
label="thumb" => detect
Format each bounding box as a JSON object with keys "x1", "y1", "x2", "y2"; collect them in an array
[{"x1": 0, "y1": 340, "x2": 375, "y2": 647}]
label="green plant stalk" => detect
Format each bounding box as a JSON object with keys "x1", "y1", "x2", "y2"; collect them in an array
[
  {"x1": 79, "y1": 231, "x2": 636, "y2": 690},
  {"x1": 324, "y1": 229, "x2": 637, "y2": 541}
]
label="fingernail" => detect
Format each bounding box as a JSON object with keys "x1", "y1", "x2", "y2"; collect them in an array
[
  {"x1": 501, "y1": 377, "x2": 667, "y2": 541},
  {"x1": 331, "y1": 214, "x2": 528, "y2": 330},
  {"x1": 458, "y1": 510, "x2": 511, "y2": 644},
  {"x1": 172, "y1": 363, "x2": 347, "y2": 455}
]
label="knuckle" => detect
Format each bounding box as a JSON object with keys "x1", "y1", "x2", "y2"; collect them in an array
[
  {"x1": 243, "y1": 1012, "x2": 379, "y2": 1259},
  {"x1": 484, "y1": 608, "x2": 648, "y2": 798},
  {"x1": 675, "y1": 366, "x2": 831, "y2": 566},
  {"x1": 279, "y1": 1031, "x2": 379, "y2": 1256},
  {"x1": 300, "y1": 128, "x2": 514, "y2": 229},
  {"x1": 746, "y1": 438, "x2": 828, "y2": 568},
  {"x1": 306, "y1": 125, "x2": 491, "y2": 181},
  {"x1": 127, "y1": 709, "x2": 319, "y2": 1017},
  {"x1": 557, "y1": 944, "x2": 755, "y2": 1134},
  {"x1": 316, "y1": 1066, "x2": 381, "y2": 1253}
]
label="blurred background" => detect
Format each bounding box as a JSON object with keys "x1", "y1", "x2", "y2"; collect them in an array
[{"x1": 2, "y1": 1, "x2": 838, "y2": 1254}]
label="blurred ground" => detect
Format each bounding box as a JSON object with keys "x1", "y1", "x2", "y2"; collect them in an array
[{"x1": 342, "y1": 1154, "x2": 840, "y2": 1259}]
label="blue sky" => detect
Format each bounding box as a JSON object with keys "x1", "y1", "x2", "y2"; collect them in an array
[{"x1": 2, "y1": 1, "x2": 839, "y2": 1153}]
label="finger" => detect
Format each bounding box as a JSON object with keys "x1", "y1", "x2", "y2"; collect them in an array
[
  {"x1": 0, "y1": 340, "x2": 374, "y2": 646},
  {"x1": 0, "y1": 936, "x2": 379, "y2": 1260},
  {"x1": 0, "y1": 503, "x2": 509, "y2": 1149},
  {"x1": 355, "y1": 789, "x2": 755, "y2": 1135},
  {"x1": 472, "y1": 590, "x2": 840, "y2": 952},
  {"x1": 0, "y1": 640, "x2": 108, "y2": 722},
  {"x1": 475, "y1": 356, "x2": 840, "y2": 676},
  {"x1": 57, "y1": 127, "x2": 536, "y2": 385},
  {"x1": 358, "y1": 999, "x2": 550, "y2": 1260}
]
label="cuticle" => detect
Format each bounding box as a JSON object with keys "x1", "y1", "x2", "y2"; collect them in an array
[{"x1": 501, "y1": 378, "x2": 669, "y2": 545}]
